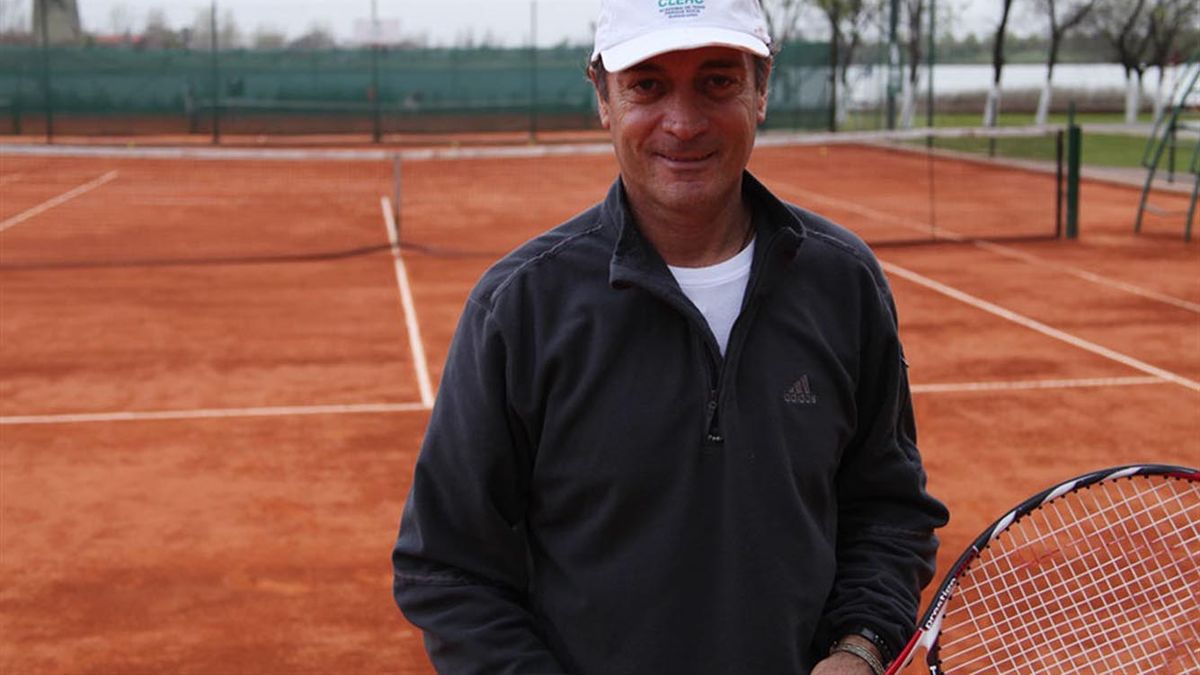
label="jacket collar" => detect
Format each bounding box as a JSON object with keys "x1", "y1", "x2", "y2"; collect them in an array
[{"x1": 606, "y1": 171, "x2": 806, "y2": 295}]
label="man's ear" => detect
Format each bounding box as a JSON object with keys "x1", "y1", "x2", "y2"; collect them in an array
[
  {"x1": 756, "y1": 60, "x2": 771, "y2": 125},
  {"x1": 588, "y1": 66, "x2": 612, "y2": 130}
]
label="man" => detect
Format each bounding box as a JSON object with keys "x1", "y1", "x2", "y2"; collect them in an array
[{"x1": 392, "y1": 0, "x2": 948, "y2": 672}]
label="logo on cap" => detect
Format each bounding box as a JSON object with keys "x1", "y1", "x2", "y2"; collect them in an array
[{"x1": 658, "y1": 0, "x2": 706, "y2": 20}]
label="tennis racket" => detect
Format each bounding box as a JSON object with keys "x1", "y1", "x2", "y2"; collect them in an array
[{"x1": 886, "y1": 463, "x2": 1199, "y2": 674}]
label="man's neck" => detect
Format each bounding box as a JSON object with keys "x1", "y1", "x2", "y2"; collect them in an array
[{"x1": 628, "y1": 186, "x2": 753, "y2": 269}]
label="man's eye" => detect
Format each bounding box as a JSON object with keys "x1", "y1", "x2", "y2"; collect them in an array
[
  {"x1": 631, "y1": 79, "x2": 661, "y2": 94},
  {"x1": 707, "y1": 75, "x2": 736, "y2": 90}
]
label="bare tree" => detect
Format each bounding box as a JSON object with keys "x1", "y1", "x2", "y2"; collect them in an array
[
  {"x1": 288, "y1": 23, "x2": 337, "y2": 51},
  {"x1": 218, "y1": 8, "x2": 242, "y2": 50},
  {"x1": 1145, "y1": 0, "x2": 1198, "y2": 121},
  {"x1": 1089, "y1": 0, "x2": 1152, "y2": 123},
  {"x1": 899, "y1": 0, "x2": 924, "y2": 128},
  {"x1": 814, "y1": 0, "x2": 882, "y2": 130},
  {"x1": 760, "y1": 0, "x2": 808, "y2": 44},
  {"x1": 984, "y1": 0, "x2": 1016, "y2": 128},
  {"x1": 141, "y1": 7, "x2": 183, "y2": 50},
  {"x1": 1033, "y1": 0, "x2": 1096, "y2": 124},
  {"x1": 0, "y1": 0, "x2": 29, "y2": 35},
  {"x1": 251, "y1": 25, "x2": 286, "y2": 50},
  {"x1": 186, "y1": 7, "x2": 211, "y2": 50},
  {"x1": 108, "y1": 2, "x2": 133, "y2": 37}
]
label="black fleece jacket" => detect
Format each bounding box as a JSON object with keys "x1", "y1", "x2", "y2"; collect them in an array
[{"x1": 392, "y1": 172, "x2": 948, "y2": 674}]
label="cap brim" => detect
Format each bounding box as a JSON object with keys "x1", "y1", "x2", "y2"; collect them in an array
[{"x1": 598, "y1": 26, "x2": 769, "y2": 72}]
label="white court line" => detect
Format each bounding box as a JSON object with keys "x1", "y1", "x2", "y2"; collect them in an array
[
  {"x1": 0, "y1": 170, "x2": 119, "y2": 233},
  {"x1": 970, "y1": 239, "x2": 1200, "y2": 314},
  {"x1": 911, "y1": 376, "x2": 1166, "y2": 394},
  {"x1": 776, "y1": 181, "x2": 1200, "y2": 314},
  {"x1": 382, "y1": 196, "x2": 436, "y2": 409},
  {"x1": 882, "y1": 261, "x2": 1200, "y2": 393},
  {"x1": 0, "y1": 401, "x2": 430, "y2": 426},
  {"x1": 777, "y1": 181, "x2": 963, "y2": 241}
]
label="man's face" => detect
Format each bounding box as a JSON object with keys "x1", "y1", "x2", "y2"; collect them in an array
[{"x1": 596, "y1": 46, "x2": 768, "y2": 218}]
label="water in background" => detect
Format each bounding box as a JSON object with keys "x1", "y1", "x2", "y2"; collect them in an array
[{"x1": 846, "y1": 62, "x2": 1181, "y2": 101}]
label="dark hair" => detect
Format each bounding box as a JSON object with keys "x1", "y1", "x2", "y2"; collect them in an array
[{"x1": 587, "y1": 53, "x2": 773, "y2": 100}]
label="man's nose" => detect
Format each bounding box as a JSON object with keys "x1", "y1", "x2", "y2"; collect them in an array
[{"x1": 660, "y1": 91, "x2": 709, "y2": 140}]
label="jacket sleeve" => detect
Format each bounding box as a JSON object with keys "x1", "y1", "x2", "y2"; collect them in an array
[
  {"x1": 392, "y1": 296, "x2": 564, "y2": 674},
  {"x1": 816, "y1": 267, "x2": 950, "y2": 662}
]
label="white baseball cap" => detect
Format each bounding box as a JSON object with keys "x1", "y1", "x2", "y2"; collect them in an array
[{"x1": 592, "y1": 0, "x2": 772, "y2": 72}]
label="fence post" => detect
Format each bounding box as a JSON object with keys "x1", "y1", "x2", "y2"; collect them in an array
[
  {"x1": 37, "y1": 0, "x2": 54, "y2": 143},
  {"x1": 529, "y1": 0, "x2": 538, "y2": 142},
  {"x1": 210, "y1": 1, "x2": 221, "y2": 144}
]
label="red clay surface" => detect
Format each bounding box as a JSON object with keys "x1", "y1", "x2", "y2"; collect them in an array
[{"x1": 2, "y1": 144, "x2": 1197, "y2": 673}]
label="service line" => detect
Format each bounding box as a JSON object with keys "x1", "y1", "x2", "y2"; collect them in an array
[
  {"x1": 0, "y1": 170, "x2": 119, "y2": 234},
  {"x1": 910, "y1": 376, "x2": 1166, "y2": 394},
  {"x1": 382, "y1": 196, "x2": 436, "y2": 409},
  {"x1": 0, "y1": 401, "x2": 430, "y2": 426},
  {"x1": 882, "y1": 261, "x2": 1200, "y2": 393}
]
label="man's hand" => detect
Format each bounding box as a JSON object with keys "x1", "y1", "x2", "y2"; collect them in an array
[{"x1": 810, "y1": 650, "x2": 877, "y2": 674}]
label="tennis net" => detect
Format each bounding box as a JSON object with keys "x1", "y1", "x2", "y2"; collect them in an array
[
  {"x1": 752, "y1": 124, "x2": 1074, "y2": 246},
  {"x1": 0, "y1": 124, "x2": 1076, "y2": 271}
]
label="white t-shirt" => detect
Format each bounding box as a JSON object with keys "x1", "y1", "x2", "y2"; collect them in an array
[{"x1": 667, "y1": 239, "x2": 756, "y2": 357}]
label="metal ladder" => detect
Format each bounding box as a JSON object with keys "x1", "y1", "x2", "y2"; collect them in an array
[{"x1": 1134, "y1": 53, "x2": 1199, "y2": 241}]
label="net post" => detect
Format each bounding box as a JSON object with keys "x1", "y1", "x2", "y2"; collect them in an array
[
  {"x1": 1065, "y1": 107, "x2": 1082, "y2": 240},
  {"x1": 1056, "y1": 129, "x2": 1064, "y2": 238},
  {"x1": 392, "y1": 153, "x2": 402, "y2": 236}
]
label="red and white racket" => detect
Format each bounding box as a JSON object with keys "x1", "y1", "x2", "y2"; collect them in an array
[{"x1": 887, "y1": 464, "x2": 1199, "y2": 674}]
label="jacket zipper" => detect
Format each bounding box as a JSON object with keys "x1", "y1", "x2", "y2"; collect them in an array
[{"x1": 702, "y1": 229, "x2": 784, "y2": 447}]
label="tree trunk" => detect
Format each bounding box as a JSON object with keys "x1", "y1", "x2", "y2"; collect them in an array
[
  {"x1": 900, "y1": 74, "x2": 917, "y2": 128},
  {"x1": 984, "y1": 83, "x2": 1002, "y2": 127},
  {"x1": 1036, "y1": 32, "x2": 1061, "y2": 126},
  {"x1": 988, "y1": 0, "x2": 1014, "y2": 128},
  {"x1": 1124, "y1": 70, "x2": 1140, "y2": 124},
  {"x1": 1035, "y1": 78, "x2": 1053, "y2": 125},
  {"x1": 1152, "y1": 64, "x2": 1167, "y2": 124}
]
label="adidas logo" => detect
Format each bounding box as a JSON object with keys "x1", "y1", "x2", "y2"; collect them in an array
[{"x1": 783, "y1": 376, "x2": 818, "y2": 405}]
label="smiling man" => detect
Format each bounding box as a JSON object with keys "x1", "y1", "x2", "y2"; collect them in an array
[{"x1": 391, "y1": 1, "x2": 948, "y2": 673}]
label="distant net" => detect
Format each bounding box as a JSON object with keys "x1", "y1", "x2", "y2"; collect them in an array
[
  {"x1": 753, "y1": 124, "x2": 1071, "y2": 246},
  {"x1": 0, "y1": 148, "x2": 399, "y2": 271},
  {"x1": 0, "y1": 124, "x2": 1073, "y2": 272}
]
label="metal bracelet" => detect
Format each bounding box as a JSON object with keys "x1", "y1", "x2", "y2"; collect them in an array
[
  {"x1": 832, "y1": 642, "x2": 885, "y2": 675},
  {"x1": 854, "y1": 625, "x2": 893, "y2": 664}
]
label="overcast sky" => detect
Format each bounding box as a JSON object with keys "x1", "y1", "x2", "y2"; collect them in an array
[{"x1": 18, "y1": 0, "x2": 1035, "y2": 47}]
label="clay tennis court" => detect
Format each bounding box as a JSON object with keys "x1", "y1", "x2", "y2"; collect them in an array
[{"x1": 1, "y1": 139, "x2": 1197, "y2": 673}]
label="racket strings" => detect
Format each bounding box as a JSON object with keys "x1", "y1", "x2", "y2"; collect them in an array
[
  {"x1": 943, "y1": 491, "x2": 1197, "y2": 647},
  {"x1": 947, "y1": 514, "x2": 1198, "y2": 671},
  {"x1": 948, "y1": 487, "x2": 1198, "y2": 672},
  {"x1": 936, "y1": 476, "x2": 1199, "y2": 674}
]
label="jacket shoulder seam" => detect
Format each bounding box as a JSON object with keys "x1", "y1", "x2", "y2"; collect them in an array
[{"x1": 484, "y1": 219, "x2": 607, "y2": 306}]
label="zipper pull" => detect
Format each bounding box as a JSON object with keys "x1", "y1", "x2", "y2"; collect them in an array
[{"x1": 705, "y1": 392, "x2": 723, "y2": 444}]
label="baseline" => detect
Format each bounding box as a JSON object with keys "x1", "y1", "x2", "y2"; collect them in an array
[
  {"x1": 0, "y1": 401, "x2": 430, "y2": 426},
  {"x1": 882, "y1": 261, "x2": 1200, "y2": 393},
  {"x1": 0, "y1": 170, "x2": 119, "y2": 234}
]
